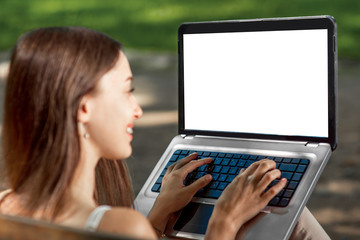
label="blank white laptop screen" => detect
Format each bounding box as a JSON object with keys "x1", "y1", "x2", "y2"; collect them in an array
[{"x1": 183, "y1": 29, "x2": 328, "y2": 138}]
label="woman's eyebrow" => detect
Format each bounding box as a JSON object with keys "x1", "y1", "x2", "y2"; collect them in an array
[{"x1": 127, "y1": 76, "x2": 133, "y2": 82}]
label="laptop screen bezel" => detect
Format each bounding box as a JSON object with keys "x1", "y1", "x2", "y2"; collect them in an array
[{"x1": 178, "y1": 16, "x2": 337, "y2": 151}]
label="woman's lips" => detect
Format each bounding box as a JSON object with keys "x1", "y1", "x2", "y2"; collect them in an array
[
  {"x1": 126, "y1": 127, "x2": 133, "y2": 134},
  {"x1": 127, "y1": 124, "x2": 134, "y2": 140}
]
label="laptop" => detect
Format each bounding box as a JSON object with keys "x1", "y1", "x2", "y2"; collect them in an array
[{"x1": 135, "y1": 15, "x2": 337, "y2": 240}]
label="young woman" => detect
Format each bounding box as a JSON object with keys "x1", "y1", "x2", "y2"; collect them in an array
[{"x1": 0, "y1": 27, "x2": 329, "y2": 239}]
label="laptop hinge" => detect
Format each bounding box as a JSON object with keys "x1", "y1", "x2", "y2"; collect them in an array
[
  {"x1": 305, "y1": 142, "x2": 319, "y2": 148},
  {"x1": 182, "y1": 135, "x2": 195, "y2": 140}
]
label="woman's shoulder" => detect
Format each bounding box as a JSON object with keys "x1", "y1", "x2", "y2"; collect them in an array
[{"x1": 98, "y1": 207, "x2": 157, "y2": 239}]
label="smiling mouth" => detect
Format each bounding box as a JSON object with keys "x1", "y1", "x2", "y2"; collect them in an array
[{"x1": 126, "y1": 127, "x2": 133, "y2": 134}]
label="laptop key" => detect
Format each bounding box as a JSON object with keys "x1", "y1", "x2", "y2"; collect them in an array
[
  {"x1": 221, "y1": 166, "x2": 230, "y2": 174},
  {"x1": 245, "y1": 161, "x2": 255, "y2": 167},
  {"x1": 282, "y1": 172, "x2": 293, "y2": 180},
  {"x1": 203, "y1": 151, "x2": 210, "y2": 157},
  {"x1": 229, "y1": 159, "x2": 238, "y2": 166},
  {"x1": 300, "y1": 159, "x2": 310, "y2": 165},
  {"x1": 221, "y1": 159, "x2": 230, "y2": 166},
  {"x1": 226, "y1": 175, "x2": 236, "y2": 183},
  {"x1": 151, "y1": 183, "x2": 161, "y2": 192},
  {"x1": 288, "y1": 181, "x2": 299, "y2": 190},
  {"x1": 217, "y1": 182, "x2": 227, "y2": 190},
  {"x1": 156, "y1": 177, "x2": 163, "y2": 184},
  {"x1": 170, "y1": 155, "x2": 178, "y2": 162},
  {"x1": 218, "y1": 174, "x2": 227, "y2": 182},
  {"x1": 296, "y1": 165, "x2": 307, "y2": 173},
  {"x1": 229, "y1": 167, "x2": 237, "y2": 174},
  {"x1": 249, "y1": 155, "x2": 257, "y2": 160},
  {"x1": 282, "y1": 158, "x2": 291, "y2": 163},
  {"x1": 279, "y1": 198, "x2": 290, "y2": 207},
  {"x1": 213, "y1": 166, "x2": 222, "y2": 173},
  {"x1": 292, "y1": 173, "x2": 302, "y2": 181},
  {"x1": 241, "y1": 154, "x2": 250, "y2": 160},
  {"x1": 203, "y1": 189, "x2": 222, "y2": 198},
  {"x1": 211, "y1": 173, "x2": 219, "y2": 181},
  {"x1": 283, "y1": 190, "x2": 294, "y2": 198},
  {"x1": 214, "y1": 158, "x2": 222, "y2": 165},
  {"x1": 181, "y1": 150, "x2": 189, "y2": 155},
  {"x1": 237, "y1": 160, "x2": 246, "y2": 167},
  {"x1": 279, "y1": 163, "x2": 297, "y2": 172},
  {"x1": 269, "y1": 197, "x2": 280, "y2": 206},
  {"x1": 291, "y1": 158, "x2": 300, "y2": 164},
  {"x1": 209, "y1": 182, "x2": 219, "y2": 189},
  {"x1": 198, "y1": 165, "x2": 207, "y2": 171},
  {"x1": 210, "y1": 152, "x2": 218, "y2": 157},
  {"x1": 165, "y1": 161, "x2": 173, "y2": 169}
]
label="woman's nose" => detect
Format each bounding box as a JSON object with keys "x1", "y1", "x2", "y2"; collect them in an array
[{"x1": 134, "y1": 102, "x2": 143, "y2": 119}]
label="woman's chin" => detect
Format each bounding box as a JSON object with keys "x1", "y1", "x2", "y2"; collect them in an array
[
  {"x1": 120, "y1": 146, "x2": 133, "y2": 159},
  {"x1": 103, "y1": 146, "x2": 132, "y2": 160}
]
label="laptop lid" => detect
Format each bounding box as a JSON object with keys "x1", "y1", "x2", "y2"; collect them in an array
[{"x1": 178, "y1": 16, "x2": 337, "y2": 150}]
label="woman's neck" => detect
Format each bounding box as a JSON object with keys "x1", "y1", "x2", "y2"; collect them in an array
[{"x1": 70, "y1": 140, "x2": 100, "y2": 209}]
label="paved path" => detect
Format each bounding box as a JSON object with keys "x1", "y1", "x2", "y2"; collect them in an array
[{"x1": 1, "y1": 50, "x2": 359, "y2": 239}]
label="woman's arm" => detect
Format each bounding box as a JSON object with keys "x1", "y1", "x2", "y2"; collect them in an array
[{"x1": 98, "y1": 208, "x2": 158, "y2": 239}]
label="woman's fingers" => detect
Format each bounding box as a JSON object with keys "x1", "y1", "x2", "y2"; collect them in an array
[
  {"x1": 181, "y1": 157, "x2": 213, "y2": 174},
  {"x1": 166, "y1": 153, "x2": 198, "y2": 175},
  {"x1": 257, "y1": 169, "x2": 282, "y2": 191},
  {"x1": 252, "y1": 160, "x2": 277, "y2": 182},
  {"x1": 164, "y1": 153, "x2": 212, "y2": 186},
  {"x1": 173, "y1": 152, "x2": 198, "y2": 170},
  {"x1": 262, "y1": 178, "x2": 287, "y2": 202},
  {"x1": 186, "y1": 174, "x2": 213, "y2": 194},
  {"x1": 240, "y1": 159, "x2": 268, "y2": 177},
  {"x1": 239, "y1": 159, "x2": 276, "y2": 182}
]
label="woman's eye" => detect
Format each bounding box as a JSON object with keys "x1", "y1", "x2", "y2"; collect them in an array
[{"x1": 129, "y1": 88, "x2": 135, "y2": 93}]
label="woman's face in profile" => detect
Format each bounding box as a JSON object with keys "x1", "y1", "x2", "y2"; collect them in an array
[{"x1": 86, "y1": 51, "x2": 143, "y2": 160}]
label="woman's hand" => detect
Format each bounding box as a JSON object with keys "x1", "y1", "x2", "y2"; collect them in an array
[
  {"x1": 206, "y1": 159, "x2": 287, "y2": 240},
  {"x1": 148, "y1": 153, "x2": 213, "y2": 234}
]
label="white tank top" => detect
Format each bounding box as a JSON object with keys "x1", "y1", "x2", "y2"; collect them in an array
[{"x1": 84, "y1": 205, "x2": 112, "y2": 231}]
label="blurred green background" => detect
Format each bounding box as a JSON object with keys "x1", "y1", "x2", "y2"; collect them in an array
[{"x1": 0, "y1": 0, "x2": 359, "y2": 59}]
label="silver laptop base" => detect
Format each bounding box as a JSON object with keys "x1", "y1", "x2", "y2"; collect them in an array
[{"x1": 135, "y1": 135, "x2": 331, "y2": 240}]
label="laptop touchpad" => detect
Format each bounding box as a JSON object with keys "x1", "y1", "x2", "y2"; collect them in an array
[{"x1": 173, "y1": 202, "x2": 214, "y2": 235}]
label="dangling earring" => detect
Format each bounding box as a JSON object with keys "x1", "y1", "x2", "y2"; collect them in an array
[
  {"x1": 83, "y1": 124, "x2": 90, "y2": 139},
  {"x1": 84, "y1": 132, "x2": 90, "y2": 139}
]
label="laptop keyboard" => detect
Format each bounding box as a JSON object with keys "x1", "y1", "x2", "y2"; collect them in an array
[{"x1": 151, "y1": 149, "x2": 310, "y2": 207}]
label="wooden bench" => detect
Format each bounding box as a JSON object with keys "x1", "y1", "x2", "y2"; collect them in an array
[{"x1": 0, "y1": 213, "x2": 141, "y2": 240}]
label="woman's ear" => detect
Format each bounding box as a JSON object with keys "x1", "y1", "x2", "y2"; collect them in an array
[{"x1": 78, "y1": 95, "x2": 91, "y2": 124}]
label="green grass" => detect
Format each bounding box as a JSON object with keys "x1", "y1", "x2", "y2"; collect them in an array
[{"x1": 0, "y1": 0, "x2": 359, "y2": 59}]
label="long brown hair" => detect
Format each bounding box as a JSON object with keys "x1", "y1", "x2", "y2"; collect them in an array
[{"x1": 2, "y1": 27, "x2": 134, "y2": 219}]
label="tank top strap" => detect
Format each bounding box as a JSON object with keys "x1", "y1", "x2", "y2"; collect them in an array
[
  {"x1": 0, "y1": 189, "x2": 12, "y2": 206},
  {"x1": 84, "y1": 205, "x2": 112, "y2": 231}
]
